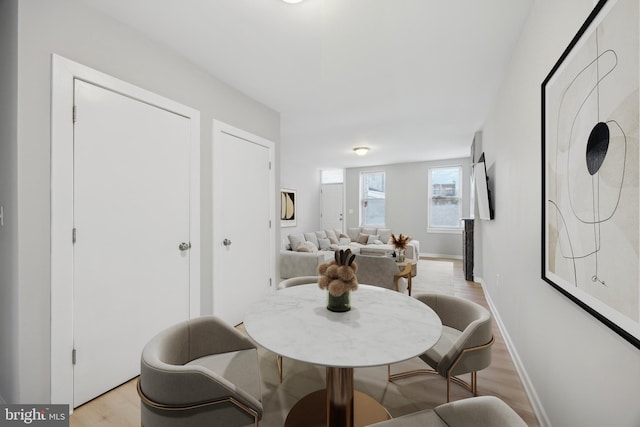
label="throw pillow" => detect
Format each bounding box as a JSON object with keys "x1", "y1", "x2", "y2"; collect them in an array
[
  {"x1": 325, "y1": 229, "x2": 338, "y2": 241},
  {"x1": 296, "y1": 241, "x2": 317, "y2": 253},
  {"x1": 288, "y1": 233, "x2": 306, "y2": 251},
  {"x1": 304, "y1": 232, "x2": 319, "y2": 248},
  {"x1": 318, "y1": 238, "x2": 331, "y2": 251},
  {"x1": 362, "y1": 227, "x2": 377, "y2": 236},
  {"x1": 357, "y1": 233, "x2": 369, "y2": 244},
  {"x1": 347, "y1": 227, "x2": 361, "y2": 241},
  {"x1": 367, "y1": 234, "x2": 380, "y2": 244},
  {"x1": 315, "y1": 230, "x2": 328, "y2": 240},
  {"x1": 339, "y1": 237, "x2": 350, "y2": 245},
  {"x1": 377, "y1": 228, "x2": 392, "y2": 244}
]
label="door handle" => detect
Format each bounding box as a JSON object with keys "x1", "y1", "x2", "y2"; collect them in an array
[
  {"x1": 178, "y1": 242, "x2": 191, "y2": 251},
  {"x1": 223, "y1": 239, "x2": 232, "y2": 246}
]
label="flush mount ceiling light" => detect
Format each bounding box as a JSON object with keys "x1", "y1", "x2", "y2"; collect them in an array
[
  {"x1": 353, "y1": 146, "x2": 369, "y2": 156},
  {"x1": 281, "y1": 0, "x2": 304, "y2": 3}
]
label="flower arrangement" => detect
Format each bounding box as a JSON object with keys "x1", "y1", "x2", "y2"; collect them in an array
[
  {"x1": 317, "y1": 249, "x2": 358, "y2": 297},
  {"x1": 391, "y1": 233, "x2": 411, "y2": 250}
]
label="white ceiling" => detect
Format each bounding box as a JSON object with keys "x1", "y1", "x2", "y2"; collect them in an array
[{"x1": 78, "y1": 0, "x2": 533, "y2": 169}]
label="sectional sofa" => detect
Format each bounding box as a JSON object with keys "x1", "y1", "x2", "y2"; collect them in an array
[{"x1": 280, "y1": 227, "x2": 419, "y2": 279}]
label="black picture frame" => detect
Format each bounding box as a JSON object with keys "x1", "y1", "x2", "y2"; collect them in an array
[{"x1": 541, "y1": 0, "x2": 640, "y2": 349}]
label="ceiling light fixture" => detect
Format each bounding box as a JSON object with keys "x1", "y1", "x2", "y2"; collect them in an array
[
  {"x1": 281, "y1": 0, "x2": 304, "y2": 3},
  {"x1": 353, "y1": 146, "x2": 369, "y2": 156}
]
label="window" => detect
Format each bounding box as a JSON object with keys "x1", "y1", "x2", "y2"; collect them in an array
[
  {"x1": 321, "y1": 169, "x2": 344, "y2": 184},
  {"x1": 428, "y1": 166, "x2": 462, "y2": 232},
  {"x1": 360, "y1": 171, "x2": 385, "y2": 226}
]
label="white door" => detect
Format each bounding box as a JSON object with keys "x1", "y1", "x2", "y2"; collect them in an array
[
  {"x1": 212, "y1": 121, "x2": 274, "y2": 326},
  {"x1": 72, "y1": 80, "x2": 192, "y2": 406},
  {"x1": 322, "y1": 183, "x2": 344, "y2": 232}
]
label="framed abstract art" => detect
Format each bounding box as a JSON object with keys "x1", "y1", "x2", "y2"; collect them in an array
[
  {"x1": 541, "y1": 0, "x2": 640, "y2": 348},
  {"x1": 280, "y1": 189, "x2": 297, "y2": 227}
]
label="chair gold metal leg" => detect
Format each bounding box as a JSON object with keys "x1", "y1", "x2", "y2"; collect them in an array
[
  {"x1": 471, "y1": 371, "x2": 477, "y2": 395},
  {"x1": 389, "y1": 337, "x2": 494, "y2": 403},
  {"x1": 276, "y1": 355, "x2": 283, "y2": 383}
]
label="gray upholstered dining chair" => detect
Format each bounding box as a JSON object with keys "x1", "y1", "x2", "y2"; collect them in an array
[
  {"x1": 365, "y1": 396, "x2": 527, "y2": 427},
  {"x1": 275, "y1": 276, "x2": 319, "y2": 382},
  {"x1": 138, "y1": 315, "x2": 263, "y2": 427},
  {"x1": 388, "y1": 293, "x2": 494, "y2": 402},
  {"x1": 277, "y1": 275, "x2": 320, "y2": 289},
  {"x1": 355, "y1": 254, "x2": 411, "y2": 294}
]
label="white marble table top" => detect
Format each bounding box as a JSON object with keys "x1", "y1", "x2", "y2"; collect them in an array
[{"x1": 244, "y1": 284, "x2": 442, "y2": 368}]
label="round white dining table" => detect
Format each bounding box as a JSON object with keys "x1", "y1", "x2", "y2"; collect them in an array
[{"x1": 243, "y1": 283, "x2": 442, "y2": 427}]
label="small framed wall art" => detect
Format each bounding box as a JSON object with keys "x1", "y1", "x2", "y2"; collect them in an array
[{"x1": 280, "y1": 189, "x2": 297, "y2": 227}]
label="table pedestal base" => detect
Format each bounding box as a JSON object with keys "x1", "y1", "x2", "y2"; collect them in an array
[{"x1": 284, "y1": 389, "x2": 391, "y2": 427}]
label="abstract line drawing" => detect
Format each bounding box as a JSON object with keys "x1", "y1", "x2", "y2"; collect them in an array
[
  {"x1": 551, "y1": 48, "x2": 627, "y2": 288},
  {"x1": 542, "y1": 0, "x2": 640, "y2": 349}
]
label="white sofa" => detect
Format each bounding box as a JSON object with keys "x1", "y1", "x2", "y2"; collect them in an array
[{"x1": 280, "y1": 227, "x2": 419, "y2": 279}]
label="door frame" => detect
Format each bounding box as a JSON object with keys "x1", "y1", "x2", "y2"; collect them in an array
[
  {"x1": 211, "y1": 120, "x2": 276, "y2": 316},
  {"x1": 50, "y1": 55, "x2": 201, "y2": 406}
]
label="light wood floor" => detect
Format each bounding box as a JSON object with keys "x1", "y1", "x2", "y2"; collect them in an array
[{"x1": 70, "y1": 259, "x2": 540, "y2": 426}]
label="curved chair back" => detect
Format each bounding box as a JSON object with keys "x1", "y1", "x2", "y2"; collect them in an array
[
  {"x1": 139, "y1": 316, "x2": 262, "y2": 427},
  {"x1": 278, "y1": 276, "x2": 319, "y2": 289},
  {"x1": 365, "y1": 396, "x2": 527, "y2": 427},
  {"x1": 416, "y1": 293, "x2": 493, "y2": 377},
  {"x1": 354, "y1": 255, "x2": 408, "y2": 292},
  {"x1": 389, "y1": 293, "x2": 493, "y2": 401}
]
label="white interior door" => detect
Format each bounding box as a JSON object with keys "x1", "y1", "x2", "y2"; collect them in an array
[
  {"x1": 212, "y1": 121, "x2": 274, "y2": 326},
  {"x1": 322, "y1": 183, "x2": 344, "y2": 232},
  {"x1": 73, "y1": 80, "x2": 192, "y2": 406}
]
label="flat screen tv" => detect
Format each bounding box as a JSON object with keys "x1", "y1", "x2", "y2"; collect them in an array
[{"x1": 474, "y1": 153, "x2": 494, "y2": 220}]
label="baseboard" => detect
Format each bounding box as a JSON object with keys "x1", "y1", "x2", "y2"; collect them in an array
[
  {"x1": 475, "y1": 276, "x2": 551, "y2": 427},
  {"x1": 419, "y1": 252, "x2": 463, "y2": 260}
]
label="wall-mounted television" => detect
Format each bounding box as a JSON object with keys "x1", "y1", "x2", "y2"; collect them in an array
[{"x1": 474, "y1": 153, "x2": 494, "y2": 220}]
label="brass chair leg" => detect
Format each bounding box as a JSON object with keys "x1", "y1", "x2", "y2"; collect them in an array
[
  {"x1": 276, "y1": 355, "x2": 283, "y2": 383},
  {"x1": 389, "y1": 338, "x2": 493, "y2": 402},
  {"x1": 389, "y1": 366, "x2": 478, "y2": 403},
  {"x1": 471, "y1": 371, "x2": 477, "y2": 395}
]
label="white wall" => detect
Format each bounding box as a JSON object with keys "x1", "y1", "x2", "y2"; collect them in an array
[
  {"x1": 278, "y1": 156, "x2": 322, "y2": 239},
  {"x1": 345, "y1": 159, "x2": 471, "y2": 258},
  {"x1": 0, "y1": 0, "x2": 19, "y2": 405},
  {"x1": 478, "y1": 0, "x2": 640, "y2": 425},
  {"x1": 15, "y1": 0, "x2": 279, "y2": 404}
]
